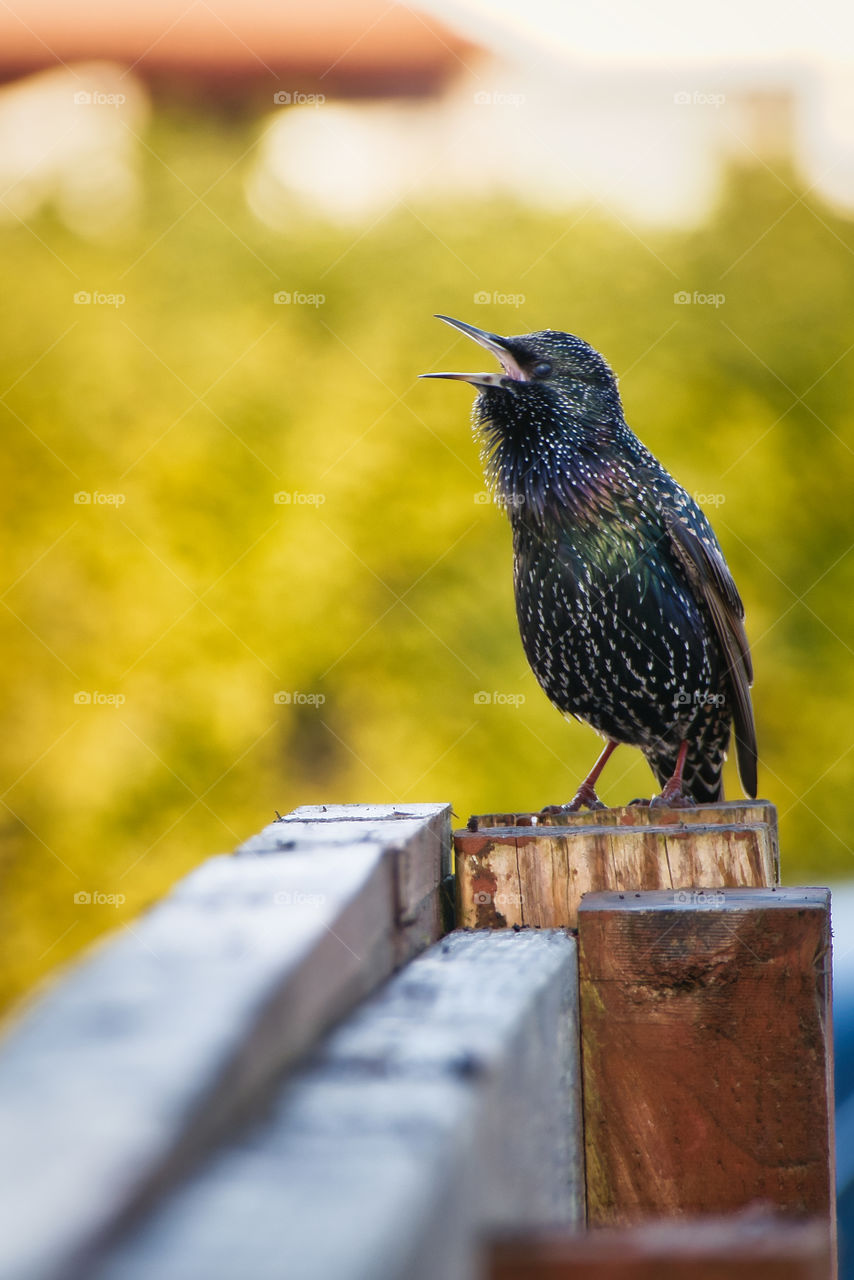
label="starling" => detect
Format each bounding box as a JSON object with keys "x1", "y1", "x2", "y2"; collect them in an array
[{"x1": 422, "y1": 316, "x2": 757, "y2": 809}]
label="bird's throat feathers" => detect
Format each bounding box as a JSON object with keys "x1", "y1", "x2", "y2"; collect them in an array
[{"x1": 473, "y1": 390, "x2": 635, "y2": 528}]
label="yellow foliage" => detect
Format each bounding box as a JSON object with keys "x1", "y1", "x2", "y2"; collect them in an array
[{"x1": 1, "y1": 130, "x2": 853, "y2": 1012}]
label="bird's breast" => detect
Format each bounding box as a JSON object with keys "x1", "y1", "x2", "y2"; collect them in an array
[{"x1": 510, "y1": 513, "x2": 719, "y2": 744}]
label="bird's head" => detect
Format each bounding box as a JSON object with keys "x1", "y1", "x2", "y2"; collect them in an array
[
  {"x1": 421, "y1": 316, "x2": 631, "y2": 519},
  {"x1": 420, "y1": 315, "x2": 622, "y2": 427}
]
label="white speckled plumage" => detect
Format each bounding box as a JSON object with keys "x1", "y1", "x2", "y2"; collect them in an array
[{"x1": 428, "y1": 321, "x2": 757, "y2": 803}]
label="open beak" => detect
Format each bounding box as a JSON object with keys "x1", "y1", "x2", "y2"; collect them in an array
[{"x1": 419, "y1": 315, "x2": 527, "y2": 387}]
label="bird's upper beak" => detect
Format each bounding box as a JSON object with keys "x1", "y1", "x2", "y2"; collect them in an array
[{"x1": 419, "y1": 315, "x2": 528, "y2": 387}]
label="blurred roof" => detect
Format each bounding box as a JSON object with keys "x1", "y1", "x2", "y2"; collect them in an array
[{"x1": 0, "y1": 1, "x2": 473, "y2": 95}]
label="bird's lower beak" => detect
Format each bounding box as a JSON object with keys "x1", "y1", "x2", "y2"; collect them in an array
[
  {"x1": 420, "y1": 370, "x2": 510, "y2": 388},
  {"x1": 419, "y1": 314, "x2": 527, "y2": 386}
]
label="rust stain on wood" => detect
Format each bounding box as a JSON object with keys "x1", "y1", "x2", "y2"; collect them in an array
[{"x1": 455, "y1": 803, "x2": 779, "y2": 931}]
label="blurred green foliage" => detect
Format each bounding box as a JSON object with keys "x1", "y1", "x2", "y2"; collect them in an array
[{"x1": 1, "y1": 109, "x2": 853, "y2": 1013}]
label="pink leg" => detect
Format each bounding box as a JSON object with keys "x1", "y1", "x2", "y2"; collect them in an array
[
  {"x1": 542, "y1": 739, "x2": 619, "y2": 815},
  {"x1": 650, "y1": 740, "x2": 693, "y2": 808}
]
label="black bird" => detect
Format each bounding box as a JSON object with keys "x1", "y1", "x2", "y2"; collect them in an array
[{"x1": 422, "y1": 316, "x2": 757, "y2": 809}]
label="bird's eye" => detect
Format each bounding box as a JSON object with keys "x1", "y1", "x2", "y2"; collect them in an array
[{"x1": 531, "y1": 361, "x2": 552, "y2": 378}]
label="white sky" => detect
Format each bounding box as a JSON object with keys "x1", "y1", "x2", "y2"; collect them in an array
[{"x1": 417, "y1": 0, "x2": 854, "y2": 66}]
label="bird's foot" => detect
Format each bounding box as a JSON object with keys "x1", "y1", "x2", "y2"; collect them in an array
[
  {"x1": 649, "y1": 782, "x2": 696, "y2": 810},
  {"x1": 628, "y1": 797, "x2": 651, "y2": 807},
  {"x1": 649, "y1": 740, "x2": 694, "y2": 809},
  {"x1": 554, "y1": 780, "x2": 608, "y2": 814},
  {"x1": 539, "y1": 788, "x2": 606, "y2": 819}
]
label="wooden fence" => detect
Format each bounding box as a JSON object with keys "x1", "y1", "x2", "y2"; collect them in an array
[{"x1": 0, "y1": 800, "x2": 836, "y2": 1279}]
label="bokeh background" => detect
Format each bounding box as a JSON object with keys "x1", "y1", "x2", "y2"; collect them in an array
[{"x1": 2, "y1": 0, "x2": 854, "y2": 1016}]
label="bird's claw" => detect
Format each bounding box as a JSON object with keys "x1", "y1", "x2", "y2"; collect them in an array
[
  {"x1": 649, "y1": 786, "x2": 696, "y2": 810},
  {"x1": 566, "y1": 781, "x2": 607, "y2": 812},
  {"x1": 538, "y1": 783, "x2": 606, "y2": 819}
]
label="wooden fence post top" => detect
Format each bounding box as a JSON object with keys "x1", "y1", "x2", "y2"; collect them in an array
[
  {"x1": 578, "y1": 885, "x2": 829, "y2": 914},
  {"x1": 455, "y1": 806, "x2": 780, "y2": 931},
  {"x1": 276, "y1": 802, "x2": 449, "y2": 820},
  {"x1": 240, "y1": 801, "x2": 451, "y2": 856},
  {"x1": 465, "y1": 800, "x2": 778, "y2": 832}
]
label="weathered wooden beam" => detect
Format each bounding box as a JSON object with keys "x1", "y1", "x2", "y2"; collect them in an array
[
  {"x1": 488, "y1": 1214, "x2": 832, "y2": 1279},
  {"x1": 468, "y1": 800, "x2": 778, "y2": 837},
  {"x1": 0, "y1": 803, "x2": 451, "y2": 1280},
  {"x1": 577, "y1": 888, "x2": 835, "y2": 1254},
  {"x1": 240, "y1": 802, "x2": 451, "y2": 964},
  {"x1": 89, "y1": 930, "x2": 584, "y2": 1280},
  {"x1": 456, "y1": 802, "x2": 778, "y2": 930}
]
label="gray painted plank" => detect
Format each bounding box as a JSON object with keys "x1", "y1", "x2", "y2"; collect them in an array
[
  {"x1": 0, "y1": 804, "x2": 451, "y2": 1280},
  {"x1": 241, "y1": 803, "x2": 452, "y2": 964},
  {"x1": 91, "y1": 929, "x2": 584, "y2": 1280}
]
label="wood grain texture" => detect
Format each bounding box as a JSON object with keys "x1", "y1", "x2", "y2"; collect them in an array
[
  {"x1": 577, "y1": 888, "x2": 835, "y2": 1260},
  {"x1": 456, "y1": 804, "x2": 778, "y2": 930},
  {"x1": 469, "y1": 801, "x2": 777, "y2": 834},
  {"x1": 488, "y1": 1214, "x2": 831, "y2": 1280}
]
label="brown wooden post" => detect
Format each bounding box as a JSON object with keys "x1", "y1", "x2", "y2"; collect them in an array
[
  {"x1": 577, "y1": 887, "x2": 835, "y2": 1266},
  {"x1": 488, "y1": 1215, "x2": 832, "y2": 1280},
  {"x1": 455, "y1": 802, "x2": 778, "y2": 930}
]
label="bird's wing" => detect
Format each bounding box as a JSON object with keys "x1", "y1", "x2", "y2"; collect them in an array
[{"x1": 664, "y1": 512, "x2": 757, "y2": 797}]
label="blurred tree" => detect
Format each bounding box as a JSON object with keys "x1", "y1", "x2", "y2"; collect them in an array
[{"x1": 1, "y1": 118, "x2": 853, "y2": 1013}]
